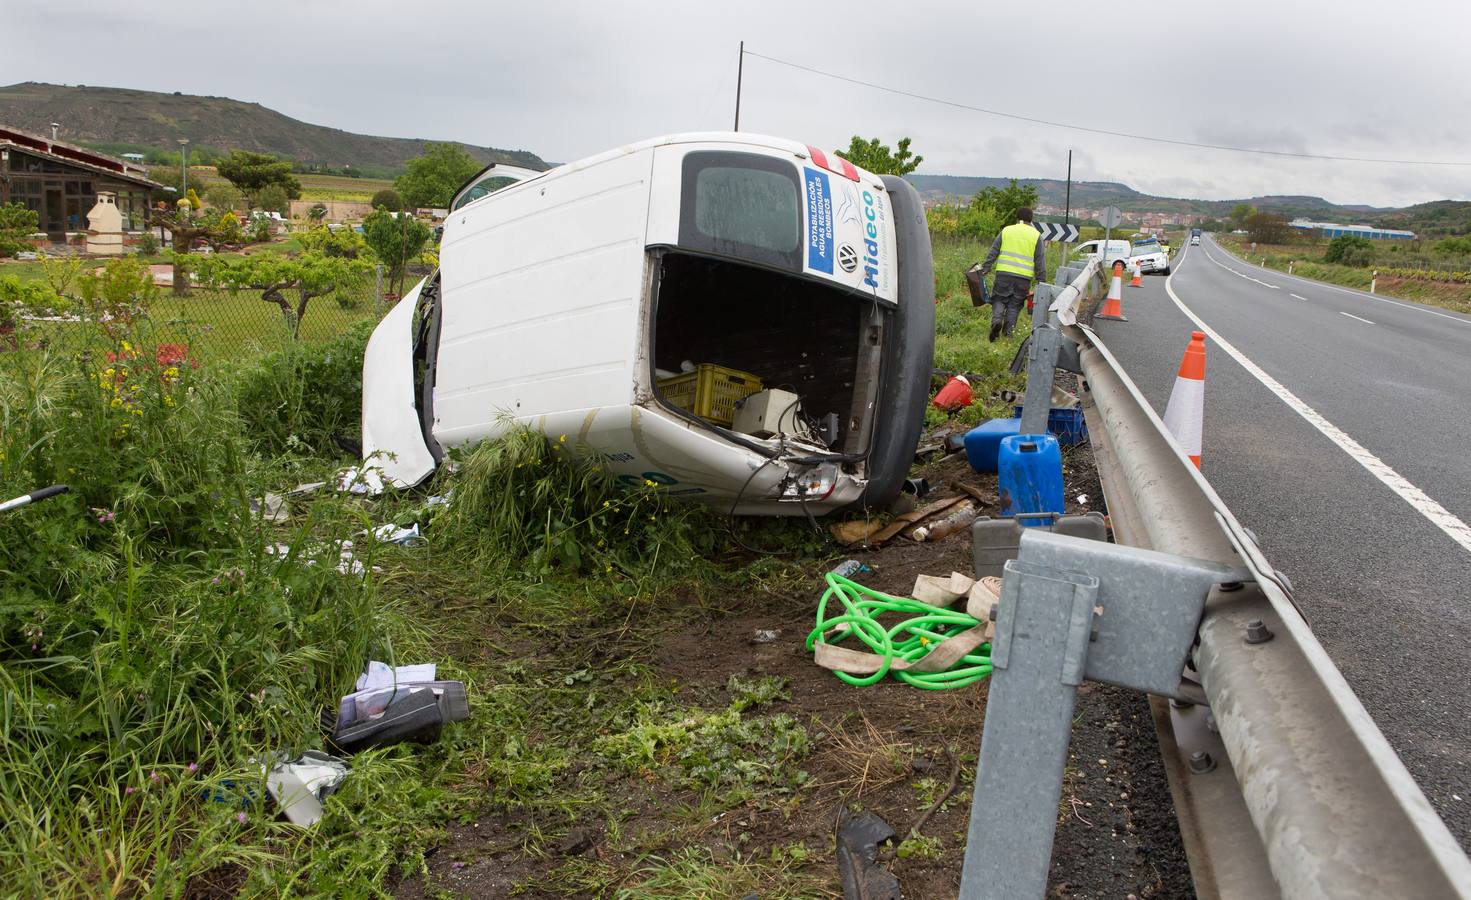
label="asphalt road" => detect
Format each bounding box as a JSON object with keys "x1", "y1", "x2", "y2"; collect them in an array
[{"x1": 1093, "y1": 234, "x2": 1471, "y2": 846}]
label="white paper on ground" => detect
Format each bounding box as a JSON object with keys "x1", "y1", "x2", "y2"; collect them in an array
[{"x1": 356, "y1": 660, "x2": 436, "y2": 691}]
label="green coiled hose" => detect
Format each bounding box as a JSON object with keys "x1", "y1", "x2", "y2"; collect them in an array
[{"x1": 805, "y1": 573, "x2": 993, "y2": 690}]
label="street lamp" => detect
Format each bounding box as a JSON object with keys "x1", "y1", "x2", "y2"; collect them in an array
[{"x1": 178, "y1": 139, "x2": 189, "y2": 197}]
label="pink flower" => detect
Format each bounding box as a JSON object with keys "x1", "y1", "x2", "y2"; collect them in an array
[
  {"x1": 236, "y1": 812, "x2": 248, "y2": 824},
  {"x1": 92, "y1": 508, "x2": 115, "y2": 524},
  {"x1": 125, "y1": 786, "x2": 136, "y2": 795},
  {"x1": 149, "y1": 770, "x2": 160, "y2": 783},
  {"x1": 187, "y1": 762, "x2": 199, "y2": 773}
]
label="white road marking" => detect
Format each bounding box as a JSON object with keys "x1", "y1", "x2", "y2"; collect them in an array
[
  {"x1": 1209, "y1": 239, "x2": 1471, "y2": 329},
  {"x1": 1289, "y1": 293, "x2": 1308, "y2": 301},
  {"x1": 1339, "y1": 311, "x2": 1376, "y2": 325},
  {"x1": 1166, "y1": 245, "x2": 1471, "y2": 557}
]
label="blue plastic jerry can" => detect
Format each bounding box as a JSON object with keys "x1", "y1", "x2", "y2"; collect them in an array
[
  {"x1": 998, "y1": 433, "x2": 1064, "y2": 526},
  {"x1": 963, "y1": 418, "x2": 1022, "y2": 473}
]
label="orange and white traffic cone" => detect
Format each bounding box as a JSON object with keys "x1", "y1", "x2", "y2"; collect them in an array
[
  {"x1": 1097, "y1": 261, "x2": 1127, "y2": 321},
  {"x1": 1162, "y1": 331, "x2": 1206, "y2": 468},
  {"x1": 1129, "y1": 260, "x2": 1143, "y2": 288}
]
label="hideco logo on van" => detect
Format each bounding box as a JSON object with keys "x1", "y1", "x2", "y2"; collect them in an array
[
  {"x1": 803, "y1": 167, "x2": 834, "y2": 274},
  {"x1": 860, "y1": 188, "x2": 885, "y2": 292}
]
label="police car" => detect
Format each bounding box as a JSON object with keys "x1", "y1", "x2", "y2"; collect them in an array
[{"x1": 1128, "y1": 238, "x2": 1171, "y2": 275}]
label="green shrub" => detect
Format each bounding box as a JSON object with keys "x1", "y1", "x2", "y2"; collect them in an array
[
  {"x1": 136, "y1": 230, "x2": 161, "y2": 255},
  {"x1": 0, "y1": 202, "x2": 39, "y2": 258},
  {"x1": 233, "y1": 319, "x2": 373, "y2": 455},
  {"x1": 370, "y1": 188, "x2": 405, "y2": 211},
  {"x1": 1324, "y1": 235, "x2": 1374, "y2": 267}
]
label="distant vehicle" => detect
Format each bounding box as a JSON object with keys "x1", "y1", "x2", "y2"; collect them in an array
[
  {"x1": 1074, "y1": 239, "x2": 1132, "y2": 268},
  {"x1": 1191, "y1": 227, "x2": 1202, "y2": 238},
  {"x1": 1128, "y1": 240, "x2": 1171, "y2": 275},
  {"x1": 1190, "y1": 235, "x2": 1201, "y2": 246},
  {"x1": 361, "y1": 132, "x2": 936, "y2": 515}
]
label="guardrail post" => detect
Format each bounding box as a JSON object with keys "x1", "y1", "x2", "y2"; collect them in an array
[
  {"x1": 959, "y1": 531, "x2": 1243, "y2": 899},
  {"x1": 1018, "y1": 284, "x2": 1073, "y2": 436}
]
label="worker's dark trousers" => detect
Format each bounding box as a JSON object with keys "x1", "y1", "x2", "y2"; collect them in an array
[{"x1": 989, "y1": 273, "x2": 1030, "y2": 341}]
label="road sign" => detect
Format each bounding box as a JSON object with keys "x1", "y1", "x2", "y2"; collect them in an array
[
  {"x1": 1034, "y1": 222, "x2": 1079, "y2": 242},
  {"x1": 1100, "y1": 206, "x2": 1123, "y2": 229}
]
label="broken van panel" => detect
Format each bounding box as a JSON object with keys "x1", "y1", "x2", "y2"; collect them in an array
[{"x1": 361, "y1": 132, "x2": 934, "y2": 515}]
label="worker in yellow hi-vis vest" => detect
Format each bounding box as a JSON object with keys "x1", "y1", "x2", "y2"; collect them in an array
[{"x1": 975, "y1": 207, "x2": 1047, "y2": 342}]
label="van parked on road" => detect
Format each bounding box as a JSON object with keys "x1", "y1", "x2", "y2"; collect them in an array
[
  {"x1": 1074, "y1": 239, "x2": 1131, "y2": 268},
  {"x1": 360, "y1": 132, "x2": 935, "y2": 515}
]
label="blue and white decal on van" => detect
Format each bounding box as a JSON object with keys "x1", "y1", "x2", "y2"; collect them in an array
[{"x1": 804, "y1": 167, "x2": 834, "y2": 274}]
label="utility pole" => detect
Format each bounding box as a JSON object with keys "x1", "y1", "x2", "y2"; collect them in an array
[
  {"x1": 733, "y1": 41, "x2": 744, "y2": 131},
  {"x1": 1061, "y1": 150, "x2": 1072, "y2": 268},
  {"x1": 178, "y1": 138, "x2": 189, "y2": 197}
]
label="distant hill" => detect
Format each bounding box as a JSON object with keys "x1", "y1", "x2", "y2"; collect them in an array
[
  {"x1": 905, "y1": 174, "x2": 1418, "y2": 229},
  {"x1": 0, "y1": 82, "x2": 548, "y2": 176}
]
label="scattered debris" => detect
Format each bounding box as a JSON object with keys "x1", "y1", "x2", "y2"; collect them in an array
[
  {"x1": 836, "y1": 811, "x2": 901, "y2": 900},
  {"x1": 907, "y1": 502, "x2": 979, "y2": 542},
  {"x1": 371, "y1": 522, "x2": 422, "y2": 545},
  {"x1": 831, "y1": 559, "x2": 872, "y2": 579},
  {"x1": 264, "y1": 751, "x2": 349, "y2": 827},
  {"x1": 332, "y1": 661, "x2": 470, "y2": 753},
  {"x1": 901, "y1": 477, "x2": 931, "y2": 498},
  {"x1": 1077, "y1": 493, "x2": 1090, "y2": 505},
  {"x1": 250, "y1": 492, "x2": 289, "y2": 523},
  {"x1": 286, "y1": 481, "x2": 327, "y2": 497},
  {"x1": 750, "y1": 629, "x2": 783, "y2": 645},
  {"x1": 336, "y1": 466, "x2": 384, "y2": 495},
  {"x1": 829, "y1": 496, "x2": 969, "y2": 548}
]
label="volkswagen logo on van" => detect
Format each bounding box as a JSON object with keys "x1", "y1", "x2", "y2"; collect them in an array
[{"x1": 837, "y1": 243, "x2": 858, "y2": 273}]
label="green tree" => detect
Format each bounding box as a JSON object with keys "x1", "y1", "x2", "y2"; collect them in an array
[
  {"x1": 370, "y1": 188, "x2": 405, "y2": 211},
  {"x1": 297, "y1": 222, "x2": 369, "y2": 259},
  {"x1": 1229, "y1": 203, "x2": 1256, "y2": 229},
  {"x1": 0, "y1": 203, "x2": 40, "y2": 257},
  {"x1": 394, "y1": 142, "x2": 482, "y2": 208},
  {"x1": 1324, "y1": 234, "x2": 1375, "y2": 267},
  {"x1": 255, "y1": 184, "x2": 291, "y2": 215},
  {"x1": 973, "y1": 179, "x2": 1040, "y2": 228},
  {"x1": 362, "y1": 209, "x2": 433, "y2": 295},
  {"x1": 216, "y1": 150, "x2": 302, "y2": 200},
  {"x1": 1244, "y1": 212, "x2": 1291, "y2": 245},
  {"x1": 204, "y1": 183, "x2": 243, "y2": 211},
  {"x1": 834, "y1": 136, "x2": 923, "y2": 176},
  {"x1": 195, "y1": 250, "x2": 372, "y2": 337},
  {"x1": 146, "y1": 201, "x2": 226, "y2": 295},
  {"x1": 185, "y1": 188, "x2": 204, "y2": 211}
]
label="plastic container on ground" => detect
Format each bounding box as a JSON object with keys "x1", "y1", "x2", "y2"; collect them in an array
[
  {"x1": 998, "y1": 433, "x2": 1064, "y2": 526},
  {"x1": 1011, "y1": 406, "x2": 1089, "y2": 446},
  {"x1": 657, "y1": 364, "x2": 763, "y2": 426},
  {"x1": 963, "y1": 418, "x2": 1022, "y2": 473}
]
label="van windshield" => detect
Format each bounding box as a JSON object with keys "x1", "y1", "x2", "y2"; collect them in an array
[{"x1": 679, "y1": 151, "x2": 802, "y2": 271}]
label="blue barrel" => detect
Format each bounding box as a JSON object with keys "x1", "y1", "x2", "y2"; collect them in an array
[{"x1": 998, "y1": 433, "x2": 1064, "y2": 527}]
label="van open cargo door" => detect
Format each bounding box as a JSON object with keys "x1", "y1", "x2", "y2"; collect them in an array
[{"x1": 361, "y1": 277, "x2": 437, "y2": 488}]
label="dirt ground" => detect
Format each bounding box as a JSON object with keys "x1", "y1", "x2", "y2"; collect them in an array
[{"x1": 394, "y1": 430, "x2": 1194, "y2": 899}]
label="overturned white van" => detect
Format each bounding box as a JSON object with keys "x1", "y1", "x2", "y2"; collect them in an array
[{"x1": 361, "y1": 132, "x2": 934, "y2": 515}]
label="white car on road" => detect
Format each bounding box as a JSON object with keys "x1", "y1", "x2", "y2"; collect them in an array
[{"x1": 1128, "y1": 239, "x2": 1171, "y2": 275}]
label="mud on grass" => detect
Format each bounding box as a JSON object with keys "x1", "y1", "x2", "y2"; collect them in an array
[{"x1": 389, "y1": 441, "x2": 1190, "y2": 899}]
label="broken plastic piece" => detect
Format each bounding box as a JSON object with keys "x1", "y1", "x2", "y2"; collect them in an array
[{"x1": 264, "y1": 751, "x2": 349, "y2": 827}]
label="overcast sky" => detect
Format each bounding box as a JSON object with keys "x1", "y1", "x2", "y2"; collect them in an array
[{"x1": 7, "y1": 0, "x2": 1470, "y2": 207}]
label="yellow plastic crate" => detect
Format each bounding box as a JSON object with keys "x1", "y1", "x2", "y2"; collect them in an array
[{"x1": 658, "y1": 364, "x2": 763, "y2": 426}]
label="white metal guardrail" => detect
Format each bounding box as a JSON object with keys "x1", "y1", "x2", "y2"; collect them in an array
[{"x1": 1019, "y1": 259, "x2": 1471, "y2": 898}]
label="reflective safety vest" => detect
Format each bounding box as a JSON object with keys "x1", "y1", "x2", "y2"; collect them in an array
[{"x1": 995, "y1": 222, "x2": 1040, "y2": 279}]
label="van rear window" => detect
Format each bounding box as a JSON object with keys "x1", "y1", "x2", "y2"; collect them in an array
[{"x1": 679, "y1": 152, "x2": 801, "y2": 271}]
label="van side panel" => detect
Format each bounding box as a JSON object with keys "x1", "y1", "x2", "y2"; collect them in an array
[{"x1": 431, "y1": 151, "x2": 655, "y2": 448}]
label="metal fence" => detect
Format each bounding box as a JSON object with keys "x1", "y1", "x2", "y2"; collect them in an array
[{"x1": 5, "y1": 264, "x2": 401, "y2": 363}]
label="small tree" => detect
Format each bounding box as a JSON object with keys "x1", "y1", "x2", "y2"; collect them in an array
[
  {"x1": 362, "y1": 209, "x2": 432, "y2": 295},
  {"x1": 973, "y1": 179, "x2": 1040, "y2": 229},
  {"x1": 216, "y1": 150, "x2": 302, "y2": 200},
  {"x1": 0, "y1": 203, "x2": 40, "y2": 257},
  {"x1": 835, "y1": 136, "x2": 923, "y2": 176},
  {"x1": 371, "y1": 189, "x2": 405, "y2": 211},
  {"x1": 146, "y1": 201, "x2": 225, "y2": 295},
  {"x1": 308, "y1": 203, "x2": 328, "y2": 222},
  {"x1": 1324, "y1": 234, "x2": 1375, "y2": 267},
  {"x1": 256, "y1": 184, "x2": 291, "y2": 215},
  {"x1": 78, "y1": 256, "x2": 158, "y2": 335},
  {"x1": 204, "y1": 183, "x2": 244, "y2": 211},
  {"x1": 395, "y1": 142, "x2": 483, "y2": 208},
  {"x1": 1229, "y1": 204, "x2": 1256, "y2": 230},
  {"x1": 297, "y1": 222, "x2": 369, "y2": 258},
  {"x1": 196, "y1": 251, "x2": 372, "y2": 337},
  {"x1": 1244, "y1": 212, "x2": 1291, "y2": 245}
]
